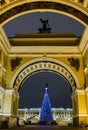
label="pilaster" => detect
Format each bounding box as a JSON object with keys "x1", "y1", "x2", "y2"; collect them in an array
[
  {"x1": 12, "y1": 89, "x2": 19, "y2": 116},
  {"x1": 3, "y1": 89, "x2": 13, "y2": 116},
  {"x1": 2, "y1": 89, "x2": 19, "y2": 117},
  {"x1": 84, "y1": 66, "x2": 88, "y2": 87},
  {"x1": 73, "y1": 89, "x2": 87, "y2": 126},
  {"x1": 0, "y1": 86, "x2": 4, "y2": 114},
  {"x1": 85, "y1": 87, "x2": 88, "y2": 124}
]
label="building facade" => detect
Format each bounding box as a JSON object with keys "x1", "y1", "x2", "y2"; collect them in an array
[
  {"x1": 18, "y1": 108, "x2": 73, "y2": 126},
  {"x1": 0, "y1": 0, "x2": 88, "y2": 127}
]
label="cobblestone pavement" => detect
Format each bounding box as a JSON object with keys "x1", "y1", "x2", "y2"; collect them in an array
[{"x1": 1, "y1": 125, "x2": 88, "y2": 130}]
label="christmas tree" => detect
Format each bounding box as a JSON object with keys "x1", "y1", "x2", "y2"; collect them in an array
[{"x1": 39, "y1": 87, "x2": 54, "y2": 124}]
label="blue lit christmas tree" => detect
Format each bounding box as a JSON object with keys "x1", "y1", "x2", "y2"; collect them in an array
[{"x1": 39, "y1": 86, "x2": 54, "y2": 124}]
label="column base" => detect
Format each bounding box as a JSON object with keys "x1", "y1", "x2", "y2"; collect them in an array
[
  {"x1": 73, "y1": 115, "x2": 88, "y2": 127},
  {"x1": 0, "y1": 115, "x2": 18, "y2": 128}
]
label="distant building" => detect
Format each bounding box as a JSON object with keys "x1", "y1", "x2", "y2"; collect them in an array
[{"x1": 18, "y1": 107, "x2": 73, "y2": 126}]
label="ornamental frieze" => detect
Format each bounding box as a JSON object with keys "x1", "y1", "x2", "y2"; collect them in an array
[
  {"x1": 13, "y1": 60, "x2": 77, "y2": 92},
  {"x1": 0, "y1": 1, "x2": 88, "y2": 24}
]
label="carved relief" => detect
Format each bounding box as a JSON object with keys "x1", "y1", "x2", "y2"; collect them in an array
[
  {"x1": 0, "y1": 0, "x2": 5, "y2": 5},
  {"x1": 79, "y1": 0, "x2": 84, "y2": 3},
  {"x1": 10, "y1": 57, "x2": 22, "y2": 71},
  {"x1": 0, "y1": 2, "x2": 88, "y2": 24},
  {"x1": 68, "y1": 57, "x2": 80, "y2": 71},
  {"x1": 13, "y1": 61, "x2": 76, "y2": 92}
]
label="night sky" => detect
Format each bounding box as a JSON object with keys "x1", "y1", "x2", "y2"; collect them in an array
[
  {"x1": 4, "y1": 12, "x2": 84, "y2": 37},
  {"x1": 3, "y1": 12, "x2": 84, "y2": 109},
  {"x1": 19, "y1": 71, "x2": 72, "y2": 108}
]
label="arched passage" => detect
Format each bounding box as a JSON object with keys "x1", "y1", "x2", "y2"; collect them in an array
[
  {"x1": 12, "y1": 57, "x2": 75, "y2": 125},
  {"x1": 18, "y1": 71, "x2": 72, "y2": 124},
  {"x1": 19, "y1": 71, "x2": 72, "y2": 108},
  {"x1": 0, "y1": 0, "x2": 88, "y2": 127},
  {"x1": 7, "y1": 57, "x2": 87, "y2": 127},
  {"x1": 10, "y1": 58, "x2": 80, "y2": 92}
]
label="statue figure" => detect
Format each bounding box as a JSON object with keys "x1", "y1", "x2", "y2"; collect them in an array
[
  {"x1": 38, "y1": 18, "x2": 51, "y2": 33},
  {"x1": 40, "y1": 18, "x2": 49, "y2": 29}
]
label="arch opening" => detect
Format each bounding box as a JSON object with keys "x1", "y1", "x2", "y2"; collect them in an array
[
  {"x1": 18, "y1": 71, "x2": 73, "y2": 125},
  {"x1": 10, "y1": 58, "x2": 80, "y2": 126},
  {"x1": 19, "y1": 71, "x2": 72, "y2": 109},
  {"x1": 12, "y1": 59, "x2": 78, "y2": 92}
]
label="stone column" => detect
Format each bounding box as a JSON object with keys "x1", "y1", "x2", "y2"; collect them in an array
[
  {"x1": 0, "y1": 86, "x2": 4, "y2": 114},
  {"x1": 73, "y1": 89, "x2": 87, "y2": 126},
  {"x1": 12, "y1": 90, "x2": 19, "y2": 116},
  {"x1": 85, "y1": 87, "x2": 88, "y2": 125},
  {"x1": 84, "y1": 66, "x2": 88, "y2": 88},
  {"x1": 72, "y1": 91, "x2": 77, "y2": 125},
  {"x1": 3, "y1": 89, "x2": 13, "y2": 116},
  {"x1": 2, "y1": 89, "x2": 19, "y2": 116},
  {"x1": 2, "y1": 89, "x2": 19, "y2": 127}
]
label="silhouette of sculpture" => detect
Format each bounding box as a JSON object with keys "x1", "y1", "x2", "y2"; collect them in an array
[
  {"x1": 40, "y1": 18, "x2": 49, "y2": 29},
  {"x1": 38, "y1": 18, "x2": 51, "y2": 33}
]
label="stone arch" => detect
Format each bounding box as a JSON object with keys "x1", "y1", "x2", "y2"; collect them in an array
[
  {"x1": 0, "y1": 0, "x2": 88, "y2": 26},
  {"x1": 10, "y1": 57, "x2": 80, "y2": 92}
]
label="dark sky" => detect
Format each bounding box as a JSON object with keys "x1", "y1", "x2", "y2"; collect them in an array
[
  {"x1": 3, "y1": 12, "x2": 84, "y2": 109},
  {"x1": 4, "y1": 12, "x2": 84, "y2": 37},
  {"x1": 19, "y1": 71, "x2": 72, "y2": 108}
]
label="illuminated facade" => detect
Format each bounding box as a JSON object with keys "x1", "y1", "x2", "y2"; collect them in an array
[
  {"x1": 0, "y1": 0, "x2": 88, "y2": 128},
  {"x1": 18, "y1": 108, "x2": 73, "y2": 126}
]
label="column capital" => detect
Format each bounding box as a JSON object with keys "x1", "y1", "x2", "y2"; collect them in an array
[
  {"x1": 0, "y1": 86, "x2": 4, "y2": 91},
  {"x1": 5, "y1": 89, "x2": 14, "y2": 94},
  {"x1": 84, "y1": 66, "x2": 88, "y2": 74},
  {"x1": 75, "y1": 89, "x2": 85, "y2": 95},
  {"x1": 85, "y1": 87, "x2": 88, "y2": 93}
]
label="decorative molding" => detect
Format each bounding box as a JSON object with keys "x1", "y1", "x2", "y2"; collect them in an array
[
  {"x1": 10, "y1": 46, "x2": 80, "y2": 54},
  {"x1": 10, "y1": 57, "x2": 22, "y2": 71},
  {"x1": 0, "y1": 28, "x2": 11, "y2": 54},
  {"x1": 5, "y1": 89, "x2": 13, "y2": 94},
  {"x1": 13, "y1": 60, "x2": 76, "y2": 92},
  {"x1": 0, "y1": 1, "x2": 88, "y2": 25},
  {"x1": 68, "y1": 57, "x2": 80, "y2": 71},
  {"x1": 74, "y1": 114, "x2": 88, "y2": 117},
  {"x1": 0, "y1": 0, "x2": 5, "y2": 5}
]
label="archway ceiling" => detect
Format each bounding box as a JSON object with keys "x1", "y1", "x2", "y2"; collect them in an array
[{"x1": 0, "y1": 0, "x2": 88, "y2": 55}]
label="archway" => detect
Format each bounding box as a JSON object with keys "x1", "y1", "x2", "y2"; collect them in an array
[
  {"x1": 18, "y1": 71, "x2": 72, "y2": 124},
  {"x1": 19, "y1": 71, "x2": 72, "y2": 108},
  {"x1": 11, "y1": 57, "x2": 79, "y2": 92},
  {"x1": 0, "y1": 0, "x2": 88, "y2": 127},
  {"x1": 7, "y1": 57, "x2": 81, "y2": 125}
]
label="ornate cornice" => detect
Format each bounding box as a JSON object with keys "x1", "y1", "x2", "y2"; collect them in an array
[{"x1": 10, "y1": 46, "x2": 80, "y2": 54}]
